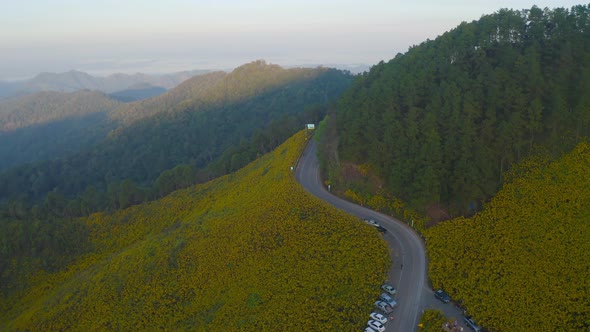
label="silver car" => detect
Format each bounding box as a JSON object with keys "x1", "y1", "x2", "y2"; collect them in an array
[
  {"x1": 374, "y1": 300, "x2": 394, "y2": 314},
  {"x1": 379, "y1": 292, "x2": 396, "y2": 306},
  {"x1": 381, "y1": 284, "x2": 397, "y2": 295}
]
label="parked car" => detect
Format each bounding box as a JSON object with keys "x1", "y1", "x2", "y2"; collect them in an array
[
  {"x1": 370, "y1": 312, "x2": 387, "y2": 324},
  {"x1": 434, "y1": 289, "x2": 450, "y2": 303},
  {"x1": 387, "y1": 299, "x2": 397, "y2": 308},
  {"x1": 367, "y1": 320, "x2": 386, "y2": 332},
  {"x1": 376, "y1": 225, "x2": 387, "y2": 233},
  {"x1": 381, "y1": 284, "x2": 397, "y2": 295},
  {"x1": 464, "y1": 316, "x2": 482, "y2": 332},
  {"x1": 364, "y1": 327, "x2": 377, "y2": 332},
  {"x1": 379, "y1": 292, "x2": 396, "y2": 306},
  {"x1": 374, "y1": 300, "x2": 394, "y2": 314}
]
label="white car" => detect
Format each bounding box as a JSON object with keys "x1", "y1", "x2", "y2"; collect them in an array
[
  {"x1": 364, "y1": 218, "x2": 380, "y2": 227},
  {"x1": 381, "y1": 284, "x2": 397, "y2": 295},
  {"x1": 364, "y1": 327, "x2": 377, "y2": 332},
  {"x1": 370, "y1": 312, "x2": 387, "y2": 324},
  {"x1": 368, "y1": 319, "x2": 386, "y2": 332}
]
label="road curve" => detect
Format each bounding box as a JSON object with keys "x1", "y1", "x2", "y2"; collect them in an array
[{"x1": 295, "y1": 139, "x2": 429, "y2": 332}]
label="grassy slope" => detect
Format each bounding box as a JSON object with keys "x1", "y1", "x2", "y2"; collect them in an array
[
  {"x1": 1, "y1": 131, "x2": 389, "y2": 331},
  {"x1": 425, "y1": 142, "x2": 590, "y2": 331}
]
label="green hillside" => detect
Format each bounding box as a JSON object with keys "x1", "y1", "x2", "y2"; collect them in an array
[
  {"x1": 109, "y1": 70, "x2": 226, "y2": 122},
  {"x1": 0, "y1": 61, "x2": 352, "y2": 217},
  {"x1": 425, "y1": 141, "x2": 590, "y2": 331},
  {"x1": 0, "y1": 90, "x2": 121, "y2": 170},
  {"x1": 110, "y1": 60, "x2": 331, "y2": 124},
  {"x1": 329, "y1": 5, "x2": 590, "y2": 215},
  {"x1": 0, "y1": 131, "x2": 389, "y2": 330},
  {"x1": 0, "y1": 90, "x2": 120, "y2": 132},
  {"x1": 108, "y1": 85, "x2": 167, "y2": 102}
]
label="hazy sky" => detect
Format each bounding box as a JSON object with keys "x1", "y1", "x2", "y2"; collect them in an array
[{"x1": 1, "y1": 0, "x2": 584, "y2": 80}]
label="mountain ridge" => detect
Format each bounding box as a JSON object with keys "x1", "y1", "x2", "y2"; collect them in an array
[
  {"x1": 0, "y1": 90, "x2": 120, "y2": 132},
  {"x1": 0, "y1": 69, "x2": 211, "y2": 99},
  {"x1": 329, "y1": 4, "x2": 590, "y2": 216},
  {"x1": 0, "y1": 90, "x2": 121, "y2": 171},
  {"x1": 0, "y1": 61, "x2": 353, "y2": 220}
]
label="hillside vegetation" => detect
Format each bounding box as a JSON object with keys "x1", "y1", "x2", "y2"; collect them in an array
[
  {"x1": 425, "y1": 141, "x2": 590, "y2": 331},
  {"x1": 0, "y1": 61, "x2": 352, "y2": 217},
  {"x1": 0, "y1": 91, "x2": 121, "y2": 170},
  {"x1": 110, "y1": 61, "x2": 331, "y2": 124},
  {"x1": 108, "y1": 85, "x2": 167, "y2": 102},
  {"x1": 0, "y1": 90, "x2": 119, "y2": 132},
  {"x1": 331, "y1": 5, "x2": 590, "y2": 215},
  {"x1": 109, "y1": 71, "x2": 226, "y2": 122},
  {"x1": 0, "y1": 131, "x2": 389, "y2": 330}
]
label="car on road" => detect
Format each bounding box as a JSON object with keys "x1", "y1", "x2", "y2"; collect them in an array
[
  {"x1": 370, "y1": 312, "x2": 387, "y2": 324},
  {"x1": 364, "y1": 327, "x2": 377, "y2": 332},
  {"x1": 464, "y1": 316, "x2": 482, "y2": 331},
  {"x1": 367, "y1": 320, "x2": 386, "y2": 332},
  {"x1": 434, "y1": 289, "x2": 451, "y2": 303},
  {"x1": 376, "y1": 225, "x2": 387, "y2": 233},
  {"x1": 364, "y1": 218, "x2": 380, "y2": 227},
  {"x1": 381, "y1": 284, "x2": 397, "y2": 295},
  {"x1": 374, "y1": 300, "x2": 395, "y2": 314}
]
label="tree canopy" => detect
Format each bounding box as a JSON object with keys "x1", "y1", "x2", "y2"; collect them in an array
[{"x1": 333, "y1": 5, "x2": 590, "y2": 215}]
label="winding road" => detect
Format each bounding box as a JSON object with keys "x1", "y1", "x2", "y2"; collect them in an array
[{"x1": 296, "y1": 140, "x2": 468, "y2": 332}]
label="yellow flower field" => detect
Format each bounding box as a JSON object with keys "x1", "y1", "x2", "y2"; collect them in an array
[{"x1": 1, "y1": 131, "x2": 389, "y2": 331}]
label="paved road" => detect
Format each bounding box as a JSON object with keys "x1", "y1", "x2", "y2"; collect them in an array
[{"x1": 295, "y1": 140, "x2": 469, "y2": 331}]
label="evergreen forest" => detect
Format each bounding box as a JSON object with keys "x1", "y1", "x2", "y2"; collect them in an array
[{"x1": 331, "y1": 5, "x2": 590, "y2": 215}]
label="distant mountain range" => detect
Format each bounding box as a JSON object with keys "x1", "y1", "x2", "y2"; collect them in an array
[
  {"x1": 0, "y1": 61, "x2": 353, "y2": 210},
  {"x1": 0, "y1": 69, "x2": 210, "y2": 100},
  {"x1": 0, "y1": 65, "x2": 371, "y2": 101}
]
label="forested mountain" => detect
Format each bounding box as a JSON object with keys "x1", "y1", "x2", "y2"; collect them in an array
[
  {"x1": 0, "y1": 90, "x2": 120, "y2": 132},
  {"x1": 109, "y1": 71, "x2": 227, "y2": 122},
  {"x1": 0, "y1": 131, "x2": 389, "y2": 330},
  {"x1": 0, "y1": 61, "x2": 352, "y2": 218},
  {"x1": 0, "y1": 74, "x2": 223, "y2": 172},
  {"x1": 110, "y1": 61, "x2": 336, "y2": 124},
  {"x1": 0, "y1": 91, "x2": 121, "y2": 171},
  {"x1": 425, "y1": 141, "x2": 590, "y2": 330},
  {"x1": 330, "y1": 5, "x2": 590, "y2": 215},
  {"x1": 108, "y1": 84, "x2": 167, "y2": 102}
]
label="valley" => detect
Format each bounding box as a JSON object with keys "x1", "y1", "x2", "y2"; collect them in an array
[{"x1": 1, "y1": 3, "x2": 589, "y2": 331}]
